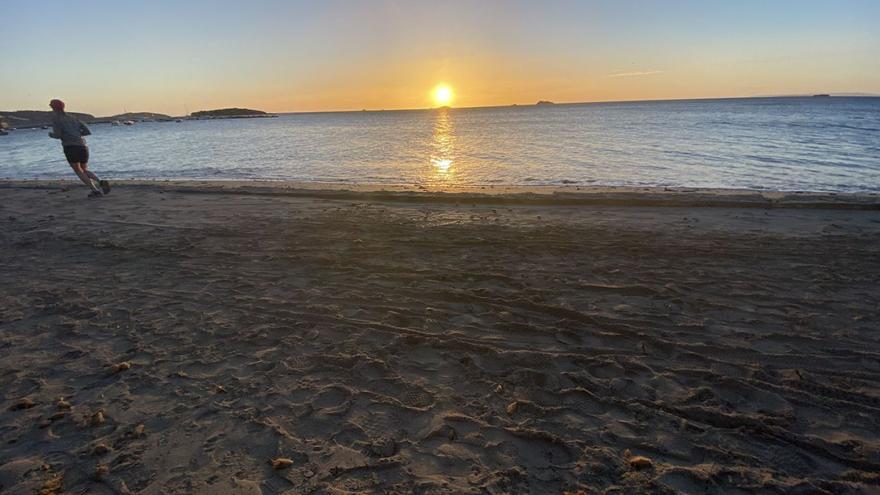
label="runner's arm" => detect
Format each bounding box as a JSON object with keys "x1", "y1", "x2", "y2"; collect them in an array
[{"x1": 49, "y1": 121, "x2": 61, "y2": 139}]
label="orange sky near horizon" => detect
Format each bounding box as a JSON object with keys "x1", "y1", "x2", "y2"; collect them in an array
[{"x1": 2, "y1": 1, "x2": 878, "y2": 116}]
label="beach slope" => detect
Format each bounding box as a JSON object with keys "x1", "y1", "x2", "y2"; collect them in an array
[{"x1": 1, "y1": 182, "x2": 879, "y2": 494}]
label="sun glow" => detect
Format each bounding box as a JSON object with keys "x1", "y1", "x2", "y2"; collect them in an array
[{"x1": 432, "y1": 84, "x2": 454, "y2": 107}]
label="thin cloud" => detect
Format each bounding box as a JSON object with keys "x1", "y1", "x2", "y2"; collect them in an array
[{"x1": 606, "y1": 70, "x2": 665, "y2": 78}]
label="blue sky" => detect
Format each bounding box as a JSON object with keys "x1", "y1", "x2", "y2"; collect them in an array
[{"x1": 2, "y1": 0, "x2": 878, "y2": 115}]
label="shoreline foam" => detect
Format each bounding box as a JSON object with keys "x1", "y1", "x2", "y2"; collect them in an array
[{"x1": 3, "y1": 179, "x2": 879, "y2": 209}]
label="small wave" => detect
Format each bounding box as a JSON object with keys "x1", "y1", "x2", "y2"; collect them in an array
[
  {"x1": 744, "y1": 155, "x2": 785, "y2": 165},
  {"x1": 787, "y1": 122, "x2": 879, "y2": 132},
  {"x1": 830, "y1": 124, "x2": 878, "y2": 132}
]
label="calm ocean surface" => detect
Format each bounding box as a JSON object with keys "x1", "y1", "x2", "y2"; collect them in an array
[{"x1": 2, "y1": 97, "x2": 879, "y2": 192}]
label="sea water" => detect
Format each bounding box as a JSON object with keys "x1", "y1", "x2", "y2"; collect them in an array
[{"x1": 2, "y1": 97, "x2": 879, "y2": 192}]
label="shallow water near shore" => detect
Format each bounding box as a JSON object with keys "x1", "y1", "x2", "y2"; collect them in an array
[{"x1": 2, "y1": 97, "x2": 879, "y2": 192}]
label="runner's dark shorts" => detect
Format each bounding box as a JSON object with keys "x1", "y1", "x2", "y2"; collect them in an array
[{"x1": 63, "y1": 145, "x2": 89, "y2": 163}]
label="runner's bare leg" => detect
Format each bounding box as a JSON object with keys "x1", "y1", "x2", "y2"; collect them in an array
[
  {"x1": 70, "y1": 163, "x2": 100, "y2": 192},
  {"x1": 82, "y1": 162, "x2": 100, "y2": 183}
]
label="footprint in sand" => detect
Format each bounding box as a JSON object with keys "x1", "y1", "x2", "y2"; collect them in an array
[
  {"x1": 93, "y1": 443, "x2": 111, "y2": 456},
  {"x1": 9, "y1": 398, "x2": 36, "y2": 411},
  {"x1": 368, "y1": 437, "x2": 397, "y2": 458}
]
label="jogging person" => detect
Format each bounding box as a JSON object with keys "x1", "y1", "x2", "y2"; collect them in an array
[{"x1": 48, "y1": 99, "x2": 110, "y2": 197}]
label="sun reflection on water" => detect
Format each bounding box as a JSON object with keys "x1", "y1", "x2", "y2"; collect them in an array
[{"x1": 429, "y1": 108, "x2": 456, "y2": 182}]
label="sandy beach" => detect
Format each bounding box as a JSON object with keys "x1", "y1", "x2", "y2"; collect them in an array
[{"x1": 1, "y1": 181, "x2": 879, "y2": 494}]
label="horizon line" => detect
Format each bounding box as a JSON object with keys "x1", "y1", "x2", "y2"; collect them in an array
[
  {"x1": 272, "y1": 93, "x2": 880, "y2": 116},
  {"x1": 4, "y1": 93, "x2": 878, "y2": 118}
]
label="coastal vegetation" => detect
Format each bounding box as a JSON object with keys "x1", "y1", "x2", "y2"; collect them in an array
[
  {"x1": 191, "y1": 108, "x2": 269, "y2": 118},
  {"x1": 108, "y1": 112, "x2": 172, "y2": 121}
]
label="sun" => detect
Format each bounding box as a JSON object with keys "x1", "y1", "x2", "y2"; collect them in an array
[{"x1": 432, "y1": 84, "x2": 454, "y2": 107}]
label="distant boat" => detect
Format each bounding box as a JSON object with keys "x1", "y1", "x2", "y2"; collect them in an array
[
  {"x1": 123, "y1": 120, "x2": 135, "y2": 126},
  {"x1": 175, "y1": 119, "x2": 182, "y2": 122},
  {"x1": 111, "y1": 120, "x2": 121, "y2": 126},
  {"x1": 536, "y1": 100, "x2": 555, "y2": 105},
  {"x1": 41, "y1": 125, "x2": 49, "y2": 129},
  {"x1": 813, "y1": 94, "x2": 831, "y2": 98}
]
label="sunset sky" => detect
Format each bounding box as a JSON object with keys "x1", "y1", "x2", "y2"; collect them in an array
[{"x1": 2, "y1": 0, "x2": 879, "y2": 116}]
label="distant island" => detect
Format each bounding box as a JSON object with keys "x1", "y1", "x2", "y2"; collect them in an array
[
  {"x1": 0, "y1": 107, "x2": 276, "y2": 130},
  {"x1": 755, "y1": 92, "x2": 879, "y2": 98},
  {"x1": 0, "y1": 110, "x2": 176, "y2": 129},
  {"x1": 0, "y1": 110, "x2": 95, "y2": 130},
  {"x1": 536, "y1": 100, "x2": 555, "y2": 105},
  {"x1": 191, "y1": 108, "x2": 273, "y2": 118}
]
